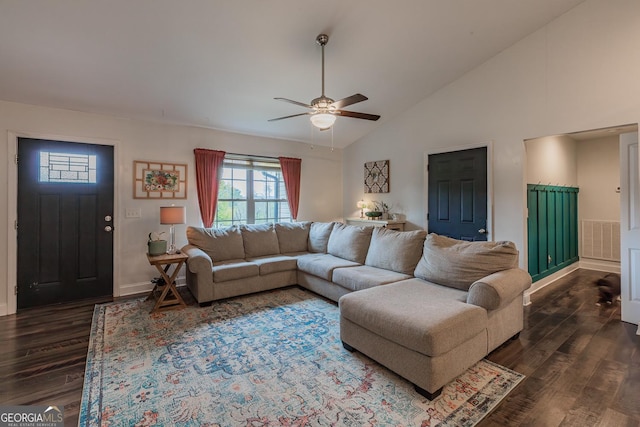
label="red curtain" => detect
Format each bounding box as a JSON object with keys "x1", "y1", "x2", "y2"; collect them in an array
[
  {"x1": 278, "y1": 156, "x2": 302, "y2": 220},
  {"x1": 194, "y1": 149, "x2": 226, "y2": 228}
]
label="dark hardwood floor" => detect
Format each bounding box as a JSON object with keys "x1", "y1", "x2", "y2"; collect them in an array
[
  {"x1": 481, "y1": 269, "x2": 640, "y2": 427},
  {"x1": 0, "y1": 269, "x2": 638, "y2": 426}
]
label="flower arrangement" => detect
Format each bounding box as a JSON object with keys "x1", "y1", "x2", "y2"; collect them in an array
[
  {"x1": 364, "y1": 200, "x2": 390, "y2": 218},
  {"x1": 148, "y1": 231, "x2": 166, "y2": 242},
  {"x1": 369, "y1": 201, "x2": 390, "y2": 212}
]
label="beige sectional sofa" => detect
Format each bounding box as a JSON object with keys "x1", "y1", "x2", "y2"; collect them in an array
[{"x1": 181, "y1": 221, "x2": 531, "y2": 400}]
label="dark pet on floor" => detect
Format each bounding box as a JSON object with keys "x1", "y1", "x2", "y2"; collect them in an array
[{"x1": 595, "y1": 273, "x2": 621, "y2": 306}]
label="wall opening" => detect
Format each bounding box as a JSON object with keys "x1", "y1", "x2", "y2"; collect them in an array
[{"x1": 525, "y1": 124, "x2": 637, "y2": 284}]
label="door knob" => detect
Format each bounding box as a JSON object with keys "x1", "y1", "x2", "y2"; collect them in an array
[
  {"x1": 104, "y1": 215, "x2": 112, "y2": 222},
  {"x1": 104, "y1": 225, "x2": 113, "y2": 232},
  {"x1": 478, "y1": 228, "x2": 488, "y2": 234}
]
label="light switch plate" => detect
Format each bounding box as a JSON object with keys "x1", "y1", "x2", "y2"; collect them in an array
[{"x1": 125, "y1": 208, "x2": 141, "y2": 218}]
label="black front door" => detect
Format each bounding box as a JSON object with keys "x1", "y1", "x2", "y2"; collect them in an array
[
  {"x1": 17, "y1": 138, "x2": 114, "y2": 309},
  {"x1": 428, "y1": 147, "x2": 488, "y2": 241}
]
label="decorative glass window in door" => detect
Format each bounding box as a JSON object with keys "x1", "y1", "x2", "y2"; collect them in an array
[{"x1": 39, "y1": 151, "x2": 97, "y2": 183}]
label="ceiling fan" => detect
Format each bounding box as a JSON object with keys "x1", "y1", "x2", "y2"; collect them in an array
[{"x1": 269, "y1": 34, "x2": 380, "y2": 130}]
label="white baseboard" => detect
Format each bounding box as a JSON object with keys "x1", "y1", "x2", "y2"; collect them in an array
[
  {"x1": 579, "y1": 258, "x2": 620, "y2": 274},
  {"x1": 524, "y1": 263, "x2": 580, "y2": 301},
  {"x1": 119, "y1": 277, "x2": 186, "y2": 297},
  {"x1": 0, "y1": 303, "x2": 7, "y2": 316},
  {"x1": 523, "y1": 260, "x2": 620, "y2": 305},
  {"x1": 119, "y1": 281, "x2": 154, "y2": 297}
]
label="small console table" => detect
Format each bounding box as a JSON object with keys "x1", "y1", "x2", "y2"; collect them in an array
[
  {"x1": 146, "y1": 252, "x2": 188, "y2": 313},
  {"x1": 345, "y1": 217, "x2": 406, "y2": 231}
]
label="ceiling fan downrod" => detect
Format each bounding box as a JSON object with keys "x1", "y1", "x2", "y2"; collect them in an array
[{"x1": 316, "y1": 34, "x2": 329, "y2": 99}]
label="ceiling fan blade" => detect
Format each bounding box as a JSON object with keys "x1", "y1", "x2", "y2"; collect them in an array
[
  {"x1": 274, "y1": 98, "x2": 312, "y2": 109},
  {"x1": 335, "y1": 110, "x2": 381, "y2": 121},
  {"x1": 268, "y1": 112, "x2": 311, "y2": 122},
  {"x1": 331, "y1": 93, "x2": 368, "y2": 109}
]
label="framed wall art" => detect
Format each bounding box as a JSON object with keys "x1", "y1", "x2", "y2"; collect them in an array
[
  {"x1": 134, "y1": 160, "x2": 187, "y2": 199},
  {"x1": 364, "y1": 160, "x2": 389, "y2": 193}
]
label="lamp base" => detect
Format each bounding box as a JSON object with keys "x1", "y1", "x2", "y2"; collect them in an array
[{"x1": 167, "y1": 225, "x2": 177, "y2": 254}]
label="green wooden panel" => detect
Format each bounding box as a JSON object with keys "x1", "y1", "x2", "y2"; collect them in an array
[
  {"x1": 527, "y1": 184, "x2": 579, "y2": 282},
  {"x1": 547, "y1": 190, "x2": 556, "y2": 268},
  {"x1": 555, "y1": 191, "x2": 564, "y2": 267},
  {"x1": 563, "y1": 194, "x2": 570, "y2": 261},
  {"x1": 527, "y1": 186, "x2": 538, "y2": 276},
  {"x1": 537, "y1": 190, "x2": 548, "y2": 274},
  {"x1": 570, "y1": 193, "x2": 578, "y2": 258}
]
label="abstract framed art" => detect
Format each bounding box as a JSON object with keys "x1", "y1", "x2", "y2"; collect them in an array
[
  {"x1": 133, "y1": 160, "x2": 187, "y2": 199},
  {"x1": 364, "y1": 160, "x2": 389, "y2": 193}
]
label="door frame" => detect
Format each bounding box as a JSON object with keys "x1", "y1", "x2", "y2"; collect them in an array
[
  {"x1": 619, "y1": 131, "x2": 640, "y2": 328},
  {"x1": 423, "y1": 141, "x2": 494, "y2": 241},
  {"x1": 6, "y1": 130, "x2": 119, "y2": 315}
]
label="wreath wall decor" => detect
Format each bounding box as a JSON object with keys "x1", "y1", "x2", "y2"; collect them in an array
[
  {"x1": 364, "y1": 160, "x2": 389, "y2": 193},
  {"x1": 134, "y1": 160, "x2": 187, "y2": 199}
]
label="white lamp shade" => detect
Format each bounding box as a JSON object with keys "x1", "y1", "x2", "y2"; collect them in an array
[
  {"x1": 310, "y1": 112, "x2": 336, "y2": 129},
  {"x1": 160, "y1": 206, "x2": 186, "y2": 225}
]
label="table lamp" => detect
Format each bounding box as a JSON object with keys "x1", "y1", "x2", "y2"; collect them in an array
[
  {"x1": 160, "y1": 205, "x2": 186, "y2": 254},
  {"x1": 356, "y1": 200, "x2": 366, "y2": 218}
]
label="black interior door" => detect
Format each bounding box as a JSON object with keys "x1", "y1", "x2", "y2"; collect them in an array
[
  {"x1": 428, "y1": 147, "x2": 488, "y2": 241},
  {"x1": 17, "y1": 138, "x2": 114, "y2": 309}
]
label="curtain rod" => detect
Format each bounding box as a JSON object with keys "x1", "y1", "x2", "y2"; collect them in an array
[{"x1": 226, "y1": 152, "x2": 281, "y2": 161}]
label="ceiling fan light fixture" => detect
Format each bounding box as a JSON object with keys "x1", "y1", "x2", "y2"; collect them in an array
[{"x1": 310, "y1": 112, "x2": 336, "y2": 130}]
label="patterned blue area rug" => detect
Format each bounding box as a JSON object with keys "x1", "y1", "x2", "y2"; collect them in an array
[{"x1": 79, "y1": 287, "x2": 524, "y2": 426}]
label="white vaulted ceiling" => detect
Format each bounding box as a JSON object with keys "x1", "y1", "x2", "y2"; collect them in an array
[{"x1": 0, "y1": 0, "x2": 585, "y2": 148}]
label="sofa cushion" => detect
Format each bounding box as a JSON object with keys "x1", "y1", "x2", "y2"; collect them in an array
[
  {"x1": 246, "y1": 255, "x2": 298, "y2": 276},
  {"x1": 240, "y1": 223, "x2": 280, "y2": 258},
  {"x1": 308, "y1": 222, "x2": 335, "y2": 253},
  {"x1": 365, "y1": 228, "x2": 427, "y2": 274},
  {"x1": 332, "y1": 265, "x2": 411, "y2": 292},
  {"x1": 296, "y1": 253, "x2": 360, "y2": 281},
  {"x1": 186, "y1": 225, "x2": 245, "y2": 262},
  {"x1": 212, "y1": 259, "x2": 259, "y2": 282},
  {"x1": 327, "y1": 223, "x2": 373, "y2": 264},
  {"x1": 339, "y1": 279, "x2": 486, "y2": 356},
  {"x1": 275, "y1": 222, "x2": 311, "y2": 253},
  {"x1": 414, "y1": 234, "x2": 519, "y2": 291}
]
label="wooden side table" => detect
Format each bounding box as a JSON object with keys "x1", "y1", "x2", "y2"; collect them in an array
[{"x1": 146, "y1": 252, "x2": 188, "y2": 313}]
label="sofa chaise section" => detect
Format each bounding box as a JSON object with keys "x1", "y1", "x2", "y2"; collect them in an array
[{"x1": 339, "y1": 234, "x2": 532, "y2": 399}]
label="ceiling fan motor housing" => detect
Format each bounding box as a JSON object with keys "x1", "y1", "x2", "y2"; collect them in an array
[{"x1": 311, "y1": 96, "x2": 335, "y2": 111}]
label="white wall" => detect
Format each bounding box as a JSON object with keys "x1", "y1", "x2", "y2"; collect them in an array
[
  {"x1": 0, "y1": 100, "x2": 343, "y2": 314},
  {"x1": 577, "y1": 135, "x2": 620, "y2": 221},
  {"x1": 526, "y1": 135, "x2": 578, "y2": 187},
  {"x1": 343, "y1": 0, "x2": 640, "y2": 268}
]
